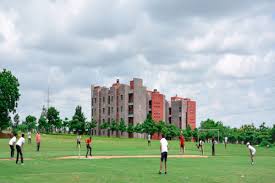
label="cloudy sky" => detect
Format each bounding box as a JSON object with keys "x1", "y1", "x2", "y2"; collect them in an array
[{"x1": 1, "y1": 0, "x2": 275, "y2": 127}]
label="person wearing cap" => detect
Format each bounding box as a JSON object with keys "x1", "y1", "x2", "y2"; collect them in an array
[{"x1": 246, "y1": 142, "x2": 256, "y2": 165}]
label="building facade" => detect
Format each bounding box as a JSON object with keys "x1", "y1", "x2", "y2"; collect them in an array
[{"x1": 91, "y1": 78, "x2": 196, "y2": 138}]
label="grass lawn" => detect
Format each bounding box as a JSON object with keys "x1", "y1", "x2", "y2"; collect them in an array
[{"x1": 0, "y1": 134, "x2": 275, "y2": 183}]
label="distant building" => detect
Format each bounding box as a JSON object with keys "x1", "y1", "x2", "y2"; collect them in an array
[{"x1": 91, "y1": 78, "x2": 196, "y2": 138}]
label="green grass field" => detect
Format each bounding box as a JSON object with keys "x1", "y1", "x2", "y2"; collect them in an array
[{"x1": 0, "y1": 134, "x2": 275, "y2": 183}]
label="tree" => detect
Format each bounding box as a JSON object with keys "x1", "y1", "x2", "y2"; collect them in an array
[
  {"x1": 86, "y1": 119, "x2": 97, "y2": 135},
  {"x1": 271, "y1": 124, "x2": 275, "y2": 143},
  {"x1": 142, "y1": 114, "x2": 157, "y2": 135},
  {"x1": 134, "y1": 123, "x2": 143, "y2": 134},
  {"x1": 155, "y1": 121, "x2": 166, "y2": 136},
  {"x1": 165, "y1": 124, "x2": 180, "y2": 140},
  {"x1": 127, "y1": 124, "x2": 134, "y2": 134},
  {"x1": 184, "y1": 124, "x2": 192, "y2": 141},
  {"x1": 118, "y1": 119, "x2": 127, "y2": 136},
  {"x1": 38, "y1": 116, "x2": 48, "y2": 133},
  {"x1": 110, "y1": 119, "x2": 118, "y2": 136},
  {"x1": 62, "y1": 117, "x2": 70, "y2": 133},
  {"x1": 100, "y1": 121, "x2": 110, "y2": 136},
  {"x1": 13, "y1": 113, "x2": 20, "y2": 129},
  {"x1": 24, "y1": 115, "x2": 37, "y2": 131},
  {"x1": 47, "y1": 107, "x2": 62, "y2": 132},
  {"x1": 0, "y1": 69, "x2": 20, "y2": 131},
  {"x1": 69, "y1": 106, "x2": 86, "y2": 134}
]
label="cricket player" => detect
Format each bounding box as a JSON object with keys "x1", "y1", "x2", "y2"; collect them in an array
[
  {"x1": 147, "y1": 134, "x2": 151, "y2": 146},
  {"x1": 246, "y1": 142, "x2": 256, "y2": 165},
  {"x1": 159, "y1": 134, "x2": 168, "y2": 175},
  {"x1": 36, "y1": 132, "x2": 41, "y2": 152},
  {"x1": 8, "y1": 133, "x2": 17, "y2": 159},
  {"x1": 16, "y1": 134, "x2": 25, "y2": 165},
  {"x1": 179, "y1": 134, "x2": 185, "y2": 154},
  {"x1": 85, "y1": 136, "x2": 92, "y2": 158}
]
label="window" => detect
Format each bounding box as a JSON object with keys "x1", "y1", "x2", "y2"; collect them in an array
[
  {"x1": 121, "y1": 95, "x2": 123, "y2": 100},
  {"x1": 111, "y1": 107, "x2": 113, "y2": 113},
  {"x1": 92, "y1": 110, "x2": 94, "y2": 116},
  {"x1": 99, "y1": 98, "x2": 101, "y2": 103},
  {"x1": 108, "y1": 96, "x2": 110, "y2": 104},
  {"x1": 103, "y1": 108, "x2": 105, "y2": 114},
  {"x1": 108, "y1": 107, "x2": 110, "y2": 115},
  {"x1": 103, "y1": 97, "x2": 105, "y2": 103},
  {"x1": 94, "y1": 98, "x2": 97, "y2": 103},
  {"x1": 111, "y1": 96, "x2": 113, "y2": 102},
  {"x1": 117, "y1": 107, "x2": 119, "y2": 112},
  {"x1": 121, "y1": 106, "x2": 123, "y2": 112},
  {"x1": 179, "y1": 106, "x2": 182, "y2": 112}
]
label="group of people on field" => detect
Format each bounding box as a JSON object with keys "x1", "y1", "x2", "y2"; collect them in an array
[
  {"x1": 8, "y1": 130, "x2": 256, "y2": 171},
  {"x1": 76, "y1": 134, "x2": 93, "y2": 158},
  {"x1": 8, "y1": 131, "x2": 41, "y2": 165}
]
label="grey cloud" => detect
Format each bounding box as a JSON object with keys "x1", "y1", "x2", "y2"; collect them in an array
[{"x1": 1, "y1": 1, "x2": 275, "y2": 127}]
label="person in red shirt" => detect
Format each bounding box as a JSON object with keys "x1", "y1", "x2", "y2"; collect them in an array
[
  {"x1": 85, "y1": 136, "x2": 92, "y2": 158},
  {"x1": 36, "y1": 132, "x2": 41, "y2": 152},
  {"x1": 179, "y1": 134, "x2": 185, "y2": 154}
]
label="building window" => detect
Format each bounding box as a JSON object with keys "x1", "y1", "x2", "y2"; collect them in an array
[
  {"x1": 92, "y1": 110, "x2": 94, "y2": 116},
  {"x1": 103, "y1": 108, "x2": 105, "y2": 114},
  {"x1": 103, "y1": 97, "x2": 105, "y2": 103},
  {"x1": 108, "y1": 96, "x2": 110, "y2": 104},
  {"x1": 94, "y1": 98, "x2": 96, "y2": 103},
  {"x1": 111, "y1": 96, "x2": 113, "y2": 102},
  {"x1": 111, "y1": 107, "x2": 113, "y2": 113},
  {"x1": 179, "y1": 107, "x2": 182, "y2": 112},
  {"x1": 117, "y1": 107, "x2": 119, "y2": 112},
  {"x1": 121, "y1": 95, "x2": 123, "y2": 100},
  {"x1": 121, "y1": 106, "x2": 123, "y2": 112},
  {"x1": 99, "y1": 98, "x2": 101, "y2": 103},
  {"x1": 108, "y1": 107, "x2": 110, "y2": 115}
]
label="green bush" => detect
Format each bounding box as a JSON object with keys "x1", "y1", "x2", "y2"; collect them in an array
[{"x1": 259, "y1": 140, "x2": 272, "y2": 148}]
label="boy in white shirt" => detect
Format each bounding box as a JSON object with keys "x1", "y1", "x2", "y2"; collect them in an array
[
  {"x1": 159, "y1": 134, "x2": 168, "y2": 174},
  {"x1": 16, "y1": 134, "x2": 25, "y2": 165},
  {"x1": 147, "y1": 134, "x2": 151, "y2": 146},
  {"x1": 246, "y1": 142, "x2": 256, "y2": 165},
  {"x1": 8, "y1": 133, "x2": 17, "y2": 159}
]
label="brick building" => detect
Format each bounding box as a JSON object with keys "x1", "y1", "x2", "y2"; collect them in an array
[{"x1": 91, "y1": 78, "x2": 196, "y2": 138}]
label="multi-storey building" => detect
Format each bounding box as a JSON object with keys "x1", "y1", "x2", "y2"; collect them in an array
[
  {"x1": 91, "y1": 78, "x2": 196, "y2": 138},
  {"x1": 167, "y1": 96, "x2": 196, "y2": 130}
]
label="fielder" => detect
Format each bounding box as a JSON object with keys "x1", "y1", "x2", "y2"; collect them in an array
[{"x1": 246, "y1": 142, "x2": 256, "y2": 165}]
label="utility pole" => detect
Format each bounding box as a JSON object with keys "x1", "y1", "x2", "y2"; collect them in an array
[{"x1": 47, "y1": 86, "x2": 50, "y2": 110}]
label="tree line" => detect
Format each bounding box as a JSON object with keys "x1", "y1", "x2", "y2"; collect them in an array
[{"x1": 1, "y1": 69, "x2": 275, "y2": 147}]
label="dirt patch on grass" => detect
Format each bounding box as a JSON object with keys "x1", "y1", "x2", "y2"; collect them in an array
[
  {"x1": 54, "y1": 155, "x2": 208, "y2": 160},
  {"x1": 0, "y1": 158, "x2": 33, "y2": 161}
]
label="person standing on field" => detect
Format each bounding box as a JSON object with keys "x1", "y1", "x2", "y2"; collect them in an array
[
  {"x1": 246, "y1": 142, "x2": 256, "y2": 165},
  {"x1": 224, "y1": 136, "x2": 228, "y2": 149},
  {"x1": 147, "y1": 134, "x2": 151, "y2": 146},
  {"x1": 211, "y1": 137, "x2": 215, "y2": 156},
  {"x1": 9, "y1": 133, "x2": 17, "y2": 159},
  {"x1": 179, "y1": 134, "x2": 185, "y2": 154},
  {"x1": 198, "y1": 139, "x2": 204, "y2": 156},
  {"x1": 27, "y1": 131, "x2": 31, "y2": 144},
  {"x1": 76, "y1": 134, "x2": 81, "y2": 148},
  {"x1": 159, "y1": 134, "x2": 168, "y2": 175},
  {"x1": 16, "y1": 134, "x2": 25, "y2": 165},
  {"x1": 36, "y1": 132, "x2": 41, "y2": 152},
  {"x1": 85, "y1": 136, "x2": 92, "y2": 158}
]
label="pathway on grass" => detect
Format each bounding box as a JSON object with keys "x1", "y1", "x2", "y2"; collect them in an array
[{"x1": 54, "y1": 155, "x2": 208, "y2": 160}]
